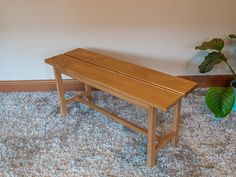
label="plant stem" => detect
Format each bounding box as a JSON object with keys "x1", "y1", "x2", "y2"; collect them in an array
[{"x1": 224, "y1": 60, "x2": 236, "y2": 80}]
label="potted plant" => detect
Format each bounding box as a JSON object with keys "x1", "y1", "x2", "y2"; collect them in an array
[{"x1": 195, "y1": 34, "x2": 236, "y2": 118}]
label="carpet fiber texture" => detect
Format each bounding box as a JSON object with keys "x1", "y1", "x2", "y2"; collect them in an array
[{"x1": 0, "y1": 89, "x2": 235, "y2": 177}]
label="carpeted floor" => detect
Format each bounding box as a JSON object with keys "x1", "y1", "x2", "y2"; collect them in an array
[{"x1": 0, "y1": 89, "x2": 235, "y2": 177}]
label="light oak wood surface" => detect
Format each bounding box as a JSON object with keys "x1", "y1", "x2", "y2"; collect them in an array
[
  {"x1": 46, "y1": 54, "x2": 182, "y2": 111},
  {"x1": 65, "y1": 48, "x2": 197, "y2": 95}
]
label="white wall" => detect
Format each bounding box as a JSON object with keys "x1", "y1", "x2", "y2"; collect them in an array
[{"x1": 1, "y1": 0, "x2": 236, "y2": 80}]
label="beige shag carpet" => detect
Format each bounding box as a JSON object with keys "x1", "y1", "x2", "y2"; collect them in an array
[{"x1": 0, "y1": 89, "x2": 235, "y2": 176}]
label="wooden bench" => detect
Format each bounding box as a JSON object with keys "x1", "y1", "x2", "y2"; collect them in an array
[{"x1": 45, "y1": 48, "x2": 197, "y2": 168}]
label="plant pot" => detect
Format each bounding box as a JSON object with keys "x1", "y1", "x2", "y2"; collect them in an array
[{"x1": 230, "y1": 80, "x2": 236, "y2": 112}]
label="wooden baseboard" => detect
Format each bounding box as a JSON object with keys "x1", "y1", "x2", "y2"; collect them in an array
[
  {"x1": 179, "y1": 75, "x2": 233, "y2": 88},
  {"x1": 0, "y1": 75, "x2": 233, "y2": 92},
  {"x1": 0, "y1": 80, "x2": 84, "y2": 92}
]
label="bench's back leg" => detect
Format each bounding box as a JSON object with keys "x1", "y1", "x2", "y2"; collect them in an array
[
  {"x1": 147, "y1": 106, "x2": 157, "y2": 168},
  {"x1": 53, "y1": 67, "x2": 68, "y2": 116},
  {"x1": 172, "y1": 99, "x2": 182, "y2": 146},
  {"x1": 85, "y1": 84, "x2": 93, "y2": 102}
]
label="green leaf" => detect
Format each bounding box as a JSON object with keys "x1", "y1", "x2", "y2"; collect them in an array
[
  {"x1": 195, "y1": 38, "x2": 224, "y2": 51},
  {"x1": 206, "y1": 87, "x2": 235, "y2": 117},
  {"x1": 198, "y1": 52, "x2": 227, "y2": 73},
  {"x1": 229, "y1": 34, "x2": 236, "y2": 39}
]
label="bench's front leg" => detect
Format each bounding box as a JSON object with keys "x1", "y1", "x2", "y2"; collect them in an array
[
  {"x1": 172, "y1": 99, "x2": 182, "y2": 146},
  {"x1": 147, "y1": 106, "x2": 157, "y2": 168},
  {"x1": 53, "y1": 67, "x2": 68, "y2": 116}
]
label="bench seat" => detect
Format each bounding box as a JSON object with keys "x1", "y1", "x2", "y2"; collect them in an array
[
  {"x1": 46, "y1": 54, "x2": 183, "y2": 111},
  {"x1": 65, "y1": 48, "x2": 196, "y2": 96}
]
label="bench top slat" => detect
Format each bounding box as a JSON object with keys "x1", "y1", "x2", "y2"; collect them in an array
[
  {"x1": 45, "y1": 55, "x2": 182, "y2": 111},
  {"x1": 65, "y1": 48, "x2": 197, "y2": 95}
]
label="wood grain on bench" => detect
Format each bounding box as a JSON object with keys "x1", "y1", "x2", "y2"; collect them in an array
[
  {"x1": 65, "y1": 48, "x2": 197, "y2": 95},
  {"x1": 46, "y1": 54, "x2": 182, "y2": 111}
]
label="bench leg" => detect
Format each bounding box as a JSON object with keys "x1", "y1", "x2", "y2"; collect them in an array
[
  {"x1": 53, "y1": 67, "x2": 68, "y2": 116},
  {"x1": 85, "y1": 84, "x2": 93, "y2": 102},
  {"x1": 147, "y1": 106, "x2": 157, "y2": 168},
  {"x1": 172, "y1": 100, "x2": 182, "y2": 146}
]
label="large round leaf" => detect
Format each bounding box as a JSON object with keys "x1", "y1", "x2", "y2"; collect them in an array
[
  {"x1": 206, "y1": 87, "x2": 235, "y2": 118},
  {"x1": 198, "y1": 52, "x2": 227, "y2": 73},
  {"x1": 195, "y1": 38, "x2": 224, "y2": 51}
]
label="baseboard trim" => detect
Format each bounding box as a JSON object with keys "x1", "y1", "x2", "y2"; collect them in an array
[
  {"x1": 0, "y1": 80, "x2": 84, "y2": 92},
  {"x1": 179, "y1": 75, "x2": 233, "y2": 88},
  {"x1": 0, "y1": 75, "x2": 233, "y2": 92}
]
